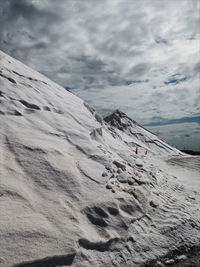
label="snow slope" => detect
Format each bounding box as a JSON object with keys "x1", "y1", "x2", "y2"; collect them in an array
[
  {"x1": 104, "y1": 110, "x2": 183, "y2": 156},
  {"x1": 0, "y1": 50, "x2": 200, "y2": 267}
]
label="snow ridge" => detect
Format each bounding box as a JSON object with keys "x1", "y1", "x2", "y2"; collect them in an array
[{"x1": 0, "y1": 50, "x2": 200, "y2": 267}]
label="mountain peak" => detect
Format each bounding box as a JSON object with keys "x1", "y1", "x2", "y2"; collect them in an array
[{"x1": 104, "y1": 109, "x2": 137, "y2": 130}]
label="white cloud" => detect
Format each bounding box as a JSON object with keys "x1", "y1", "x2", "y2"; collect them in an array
[{"x1": 0, "y1": 0, "x2": 199, "y2": 125}]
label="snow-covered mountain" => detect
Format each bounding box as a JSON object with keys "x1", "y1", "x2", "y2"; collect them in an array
[
  {"x1": 0, "y1": 50, "x2": 199, "y2": 267},
  {"x1": 103, "y1": 109, "x2": 183, "y2": 156}
]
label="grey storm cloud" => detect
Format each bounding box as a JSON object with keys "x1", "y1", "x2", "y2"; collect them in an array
[{"x1": 0, "y1": 0, "x2": 200, "y2": 125}]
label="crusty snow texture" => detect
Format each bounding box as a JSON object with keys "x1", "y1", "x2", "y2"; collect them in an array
[{"x1": 0, "y1": 51, "x2": 200, "y2": 267}]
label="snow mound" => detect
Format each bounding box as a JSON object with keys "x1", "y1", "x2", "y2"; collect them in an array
[{"x1": 0, "y1": 50, "x2": 200, "y2": 267}]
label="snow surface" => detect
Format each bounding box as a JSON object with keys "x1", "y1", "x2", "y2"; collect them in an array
[{"x1": 0, "y1": 50, "x2": 200, "y2": 267}]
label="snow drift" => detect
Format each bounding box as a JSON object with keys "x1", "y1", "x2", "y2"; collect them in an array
[{"x1": 0, "y1": 50, "x2": 200, "y2": 267}]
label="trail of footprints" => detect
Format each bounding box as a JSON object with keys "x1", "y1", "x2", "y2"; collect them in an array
[
  {"x1": 79, "y1": 161, "x2": 153, "y2": 252},
  {"x1": 79, "y1": 159, "x2": 199, "y2": 258}
]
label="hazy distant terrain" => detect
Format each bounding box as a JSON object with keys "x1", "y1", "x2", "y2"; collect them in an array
[{"x1": 147, "y1": 122, "x2": 200, "y2": 151}]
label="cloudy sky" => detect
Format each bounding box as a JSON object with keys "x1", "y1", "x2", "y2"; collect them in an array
[{"x1": 0, "y1": 0, "x2": 200, "y2": 150}]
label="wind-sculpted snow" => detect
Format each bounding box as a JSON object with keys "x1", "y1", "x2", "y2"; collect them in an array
[{"x1": 0, "y1": 50, "x2": 200, "y2": 267}]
